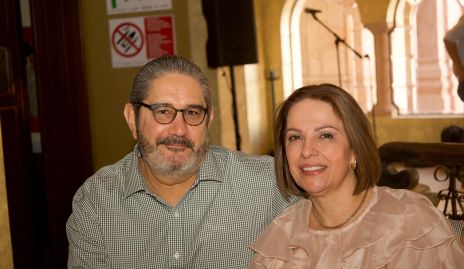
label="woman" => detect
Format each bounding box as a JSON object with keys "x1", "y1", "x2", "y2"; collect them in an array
[{"x1": 248, "y1": 84, "x2": 464, "y2": 268}]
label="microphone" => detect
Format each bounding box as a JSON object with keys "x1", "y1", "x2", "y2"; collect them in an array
[{"x1": 304, "y1": 8, "x2": 322, "y2": 15}]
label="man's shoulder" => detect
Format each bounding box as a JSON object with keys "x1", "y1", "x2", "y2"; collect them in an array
[
  {"x1": 74, "y1": 150, "x2": 137, "y2": 200},
  {"x1": 208, "y1": 145, "x2": 274, "y2": 165},
  {"x1": 206, "y1": 145, "x2": 276, "y2": 185}
]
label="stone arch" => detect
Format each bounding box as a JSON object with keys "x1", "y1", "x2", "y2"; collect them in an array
[
  {"x1": 280, "y1": 0, "x2": 376, "y2": 112},
  {"x1": 388, "y1": 0, "x2": 464, "y2": 114}
]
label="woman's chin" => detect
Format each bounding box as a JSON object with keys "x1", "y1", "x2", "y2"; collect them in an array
[{"x1": 301, "y1": 183, "x2": 328, "y2": 197}]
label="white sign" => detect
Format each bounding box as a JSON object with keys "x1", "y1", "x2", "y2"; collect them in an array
[
  {"x1": 106, "y1": 0, "x2": 172, "y2": 15},
  {"x1": 109, "y1": 15, "x2": 176, "y2": 68}
]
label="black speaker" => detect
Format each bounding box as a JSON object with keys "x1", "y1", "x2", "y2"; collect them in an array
[{"x1": 202, "y1": 0, "x2": 258, "y2": 68}]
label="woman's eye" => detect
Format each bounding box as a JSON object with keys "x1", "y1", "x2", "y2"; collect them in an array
[
  {"x1": 320, "y1": 132, "x2": 334, "y2": 139},
  {"x1": 288, "y1": 134, "x2": 302, "y2": 142}
]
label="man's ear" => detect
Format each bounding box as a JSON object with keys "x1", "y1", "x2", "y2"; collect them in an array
[
  {"x1": 207, "y1": 107, "x2": 214, "y2": 128},
  {"x1": 124, "y1": 103, "x2": 137, "y2": 140}
]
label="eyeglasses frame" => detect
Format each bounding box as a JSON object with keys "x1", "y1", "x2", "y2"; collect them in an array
[{"x1": 135, "y1": 102, "x2": 208, "y2": 126}]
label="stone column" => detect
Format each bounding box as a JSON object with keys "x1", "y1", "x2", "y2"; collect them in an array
[{"x1": 365, "y1": 22, "x2": 398, "y2": 116}]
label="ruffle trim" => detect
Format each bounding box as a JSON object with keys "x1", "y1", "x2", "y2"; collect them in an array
[{"x1": 250, "y1": 187, "x2": 458, "y2": 268}]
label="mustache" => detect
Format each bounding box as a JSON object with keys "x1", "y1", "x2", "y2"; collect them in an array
[{"x1": 156, "y1": 135, "x2": 194, "y2": 149}]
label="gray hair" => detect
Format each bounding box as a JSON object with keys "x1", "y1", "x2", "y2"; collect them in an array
[{"x1": 130, "y1": 55, "x2": 212, "y2": 118}]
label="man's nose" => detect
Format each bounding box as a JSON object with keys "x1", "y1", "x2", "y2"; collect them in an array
[{"x1": 168, "y1": 112, "x2": 188, "y2": 136}]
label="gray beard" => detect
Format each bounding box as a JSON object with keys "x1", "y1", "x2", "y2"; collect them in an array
[{"x1": 137, "y1": 133, "x2": 209, "y2": 180}]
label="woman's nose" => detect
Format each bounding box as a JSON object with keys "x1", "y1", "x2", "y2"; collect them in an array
[{"x1": 300, "y1": 139, "x2": 318, "y2": 158}]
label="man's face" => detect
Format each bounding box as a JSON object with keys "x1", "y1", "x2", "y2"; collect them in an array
[{"x1": 128, "y1": 73, "x2": 212, "y2": 181}]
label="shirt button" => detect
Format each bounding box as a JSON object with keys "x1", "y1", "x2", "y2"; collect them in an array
[
  {"x1": 174, "y1": 251, "x2": 180, "y2": 260},
  {"x1": 174, "y1": 210, "x2": 180, "y2": 218}
]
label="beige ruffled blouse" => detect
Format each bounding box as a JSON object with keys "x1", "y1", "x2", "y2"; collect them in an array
[{"x1": 248, "y1": 186, "x2": 464, "y2": 268}]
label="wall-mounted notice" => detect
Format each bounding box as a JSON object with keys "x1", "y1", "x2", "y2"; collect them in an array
[
  {"x1": 109, "y1": 15, "x2": 176, "y2": 68},
  {"x1": 106, "y1": 0, "x2": 172, "y2": 15}
]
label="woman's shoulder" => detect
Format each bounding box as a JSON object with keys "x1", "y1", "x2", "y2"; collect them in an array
[
  {"x1": 374, "y1": 186, "x2": 443, "y2": 220},
  {"x1": 341, "y1": 187, "x2": 463, "y2": 267},
  {"x1": 249, "y1": 199, "x2": 311, "y2": 257},
  {"x1": 256, "y1": 199, "x2": 311, "y2": 237},
  {"x1": 345, "y1": 187, "x2": 450, "y2": 247},
  {"x1": 362, "y1": 186, "x2": 451, "y2": 233}
]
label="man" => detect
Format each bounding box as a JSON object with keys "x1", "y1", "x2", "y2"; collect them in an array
[
  {"x1": 66, "y1": 55, "x2": 293, "y2": 268},
  {"x1": 444, "y1": 15, "x2": 464, "y2": 101}
]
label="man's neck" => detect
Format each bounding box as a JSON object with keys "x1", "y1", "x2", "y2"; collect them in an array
[{"x1": 140, "y1": 159, "x2": 197, "y2": 206}]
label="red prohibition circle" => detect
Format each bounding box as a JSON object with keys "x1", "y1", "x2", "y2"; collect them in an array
[{"x1": 112, "y1": 22, "x2": 144, "y2": 57}]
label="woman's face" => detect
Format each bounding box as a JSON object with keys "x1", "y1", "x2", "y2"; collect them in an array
[{"x1": 284, "y1": 98, "x2": 356, "y2": 197}]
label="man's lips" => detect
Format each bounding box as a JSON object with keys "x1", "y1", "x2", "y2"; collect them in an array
[
  {"x1": 157, "y1": 136, "x2": 193, "y2": 149},
  {"x1": 162, "y1": 143, "x2": 191, "y2": 153},
  {"x1": 165, "y1": 143, "x2": 188, "y2": 148}
]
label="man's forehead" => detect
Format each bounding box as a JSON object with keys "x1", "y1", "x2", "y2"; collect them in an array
[
  {"x1": 146, "y1": 75, "x2": 205, "y2": 105},
  {"x1": 149, "y1": 73, "x2": 201, "y2": 88}
]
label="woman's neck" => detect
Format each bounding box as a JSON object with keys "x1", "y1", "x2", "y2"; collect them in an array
[{"x1": 309, "y1": 188, "x2": 372, "y2": 230}]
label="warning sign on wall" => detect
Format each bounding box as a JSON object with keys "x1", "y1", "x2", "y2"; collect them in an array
[{"x1": 109, "y1": 15, "x2": 176, "y2": 68}]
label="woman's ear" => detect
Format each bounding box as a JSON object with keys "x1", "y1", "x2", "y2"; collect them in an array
[{"x1": 124, "y1": 103, "x2": 137, "y2": 140}]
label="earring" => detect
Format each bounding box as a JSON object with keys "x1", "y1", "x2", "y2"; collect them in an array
[{"x1": 351, "y1": 160, "x2": 357, "y2": 170}]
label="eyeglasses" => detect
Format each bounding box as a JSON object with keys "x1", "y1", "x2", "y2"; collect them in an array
[{"x1": 135, "y1": 102, "x2": 208, "y2": 126}]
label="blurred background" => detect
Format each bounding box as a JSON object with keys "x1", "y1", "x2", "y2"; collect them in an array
[{"x1": 1, "y1": 0, "x2": 463, "y2": 268}]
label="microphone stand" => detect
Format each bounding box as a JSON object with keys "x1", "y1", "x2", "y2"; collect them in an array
[
  {"x1": 229, "y1": 64, "x2": 241, "y2": 151},
  {"x1": 307, "y1": 11, "x2": 364, "y2": 87},
  {"x1": 306, "y1": 10, "x2": 377, "y2": 138},
  {"x1": 265, "y1": 69, "x2": 278, "y2": 114}
]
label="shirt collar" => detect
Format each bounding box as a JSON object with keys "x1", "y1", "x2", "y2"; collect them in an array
[
  {"x1": 196, "y1": 148, "x2": 224, "y2": 183},
  {"x1": 123, "y1": 145, "x2": 145, "y2": 199},
  {"x1": 123, "y1": 145, "x2": 223, "y2": 199}
]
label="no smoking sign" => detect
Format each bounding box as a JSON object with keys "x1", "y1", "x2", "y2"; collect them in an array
[
  {"x1": 112, "y1": 23, "x2": 144, "y2": 57},
  {"x1": 109, "y1": 15, "x2": 176, "y2": 68}
]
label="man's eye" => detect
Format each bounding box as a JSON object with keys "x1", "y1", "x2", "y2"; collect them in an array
[
  {"x1": 186, "y1": 109, "x2": 200, "y2": 116},
  {"x1": 155, "y1": 108, "x2": 173, "y2": 115}
]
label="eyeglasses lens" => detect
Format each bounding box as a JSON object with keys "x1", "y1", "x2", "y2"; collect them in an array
[{"x1": 153, "y1": 105, "x2": 205, "y2": 125}]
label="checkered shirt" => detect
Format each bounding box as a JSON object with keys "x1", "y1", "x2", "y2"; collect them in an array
[{"x1": 66, "y1": 145, "x2": 294, "y2": 269}]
